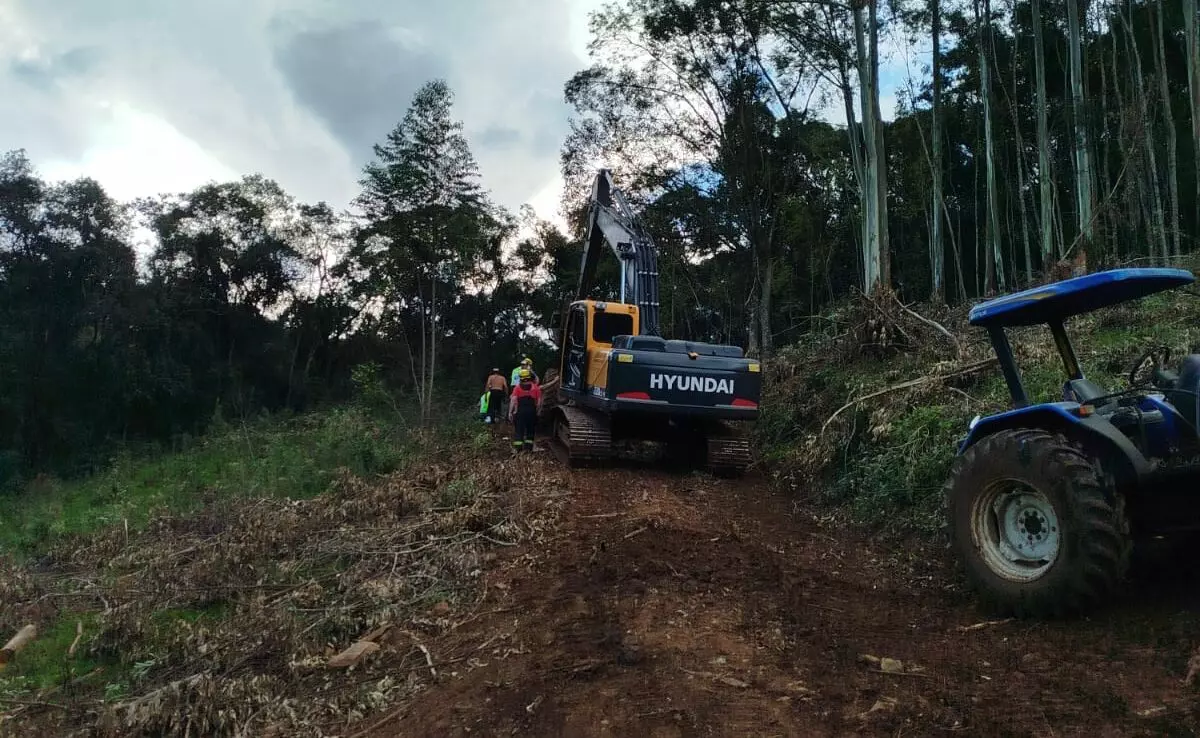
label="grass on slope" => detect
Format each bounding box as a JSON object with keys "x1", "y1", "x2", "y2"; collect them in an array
[
  {"x1": 758, "y1": 287, "x2": 1200, "y2": 536},
  {"x1": 0, "y1": 404, "x2": 506, "y2": 736},
  {"x1": 0, "y1": 406, "x2": 424, "y2": 556}
]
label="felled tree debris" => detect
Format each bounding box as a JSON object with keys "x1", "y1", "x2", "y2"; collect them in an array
[{"x1": 0, "y1": 440, "x2": 570, "y2": 737}]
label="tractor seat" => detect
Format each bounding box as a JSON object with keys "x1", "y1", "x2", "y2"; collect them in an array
[
  {"x1": 1169, "y1": 354, "x2": 1200, "y2": 432},
  {"x1": 1065, "y1": 378, "x2": 1114, "y2": 410}
]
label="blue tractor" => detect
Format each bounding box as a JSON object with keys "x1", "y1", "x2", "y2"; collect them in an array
[{"x1": 945, "y1": 267, "x2": 1200, "y2": 617}]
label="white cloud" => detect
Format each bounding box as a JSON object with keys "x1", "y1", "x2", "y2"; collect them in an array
[
  {"x1": 0, "y1": 0, "x2": 925, "y2": 235},
  {"x1": 1, "y1": 0, "x2": 585, "y2": 220},
  {"x1": 38, "y1": 102, "x2": 240, "y2": 202}
]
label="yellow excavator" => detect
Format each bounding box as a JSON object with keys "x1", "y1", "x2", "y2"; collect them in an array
[{"x1": 542, "y1": 169, "x2": 762, "y2": 474}]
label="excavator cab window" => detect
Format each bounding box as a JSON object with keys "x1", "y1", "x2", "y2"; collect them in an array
[
  {"x1": 592, "y1": 311, "x2": 633, "y2": 345},
  {"x1": 568, "y1": 307, "x2": 587, "y2": 347}
]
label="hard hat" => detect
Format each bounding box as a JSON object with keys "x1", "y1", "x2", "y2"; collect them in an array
[
  {"x1": 519, "y1": 368, "x2": 532, "y2": 379},
  {"x1": 522, "y1": 357, "x2": 532, "y2": 365}
]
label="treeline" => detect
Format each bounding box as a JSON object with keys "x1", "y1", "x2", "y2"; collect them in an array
[
  {"x1": 0, "y1": 81, "x2": 577, "y2": 484},
  {"x1": 562, "y1": 0, "x2": 1200, "y2": 355},
  {"x1": 7, "y1": 0, "x2": 1200, "y2": 483}
]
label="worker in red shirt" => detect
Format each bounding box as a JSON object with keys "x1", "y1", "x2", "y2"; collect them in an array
[{"x1": 508, "y1": 368, "x2": 542, "y2": 452}]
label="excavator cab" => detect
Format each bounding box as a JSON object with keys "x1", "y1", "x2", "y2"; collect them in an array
[
  {"x1": 559, "y1": 298, "x2": 757, "y2": 414},
  {"x1": 560, "y1": 300, "x2": 640, "y2": 396}
]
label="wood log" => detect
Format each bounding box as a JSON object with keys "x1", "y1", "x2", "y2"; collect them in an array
[
  {"x1": 0, "y1": 625, "x2": 37, "y2": 668},
  {"x1": 538, "y1": 369, "x2": 561, "y2": 419}
]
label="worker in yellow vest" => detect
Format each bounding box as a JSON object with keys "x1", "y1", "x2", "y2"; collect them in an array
[{"x1": 510, "y1": 357, "x2": 538, "y2": 387}]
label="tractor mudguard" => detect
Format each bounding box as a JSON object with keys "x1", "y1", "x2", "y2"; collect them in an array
[{"x1": 960, "y1": 403, "x2": 1151, "y2": 489}]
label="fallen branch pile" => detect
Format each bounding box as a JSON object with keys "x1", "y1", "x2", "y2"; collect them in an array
[{"x1": 820, "y1": 357, "x2": 999, "y2": 435}]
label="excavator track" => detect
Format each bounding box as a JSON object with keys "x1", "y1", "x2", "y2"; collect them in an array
[
  {"x1": 705, "y1": 424, "x2": 751, "y2": 476},
  {"x1": 551, "y1": 405, "x2": 613, "y2": 466}
]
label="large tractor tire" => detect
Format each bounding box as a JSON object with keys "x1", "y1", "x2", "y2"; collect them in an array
[{"x1": 944, "y1": 428, "x2": 1130, "y2": 618}]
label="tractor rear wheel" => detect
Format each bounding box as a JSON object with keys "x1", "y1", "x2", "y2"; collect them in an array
[{"x1": 944, "y1": 429, "x2": 1130, "y2": 618}]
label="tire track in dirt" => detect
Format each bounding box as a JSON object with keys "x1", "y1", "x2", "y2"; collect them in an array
[{"x1": 373, "y1": 451, "x2": 1200, "y2": 737}]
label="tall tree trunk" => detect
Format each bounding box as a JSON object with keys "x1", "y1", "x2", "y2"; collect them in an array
[
  {"x1": 974, "y1": 138, "x2": 984, "y2": 295},
  {"x1": 1099, "y1": 31, "x2": 1116, "y2": 259},
  {"x1": 978, "y1": 0, "x2": 1004, "y2": 293},
  {"x1": 1155, "y1": 0, "x2": 1183, "y2": 256},
  {"x1": 428, "y1": 275, "x2": 437, "y2": 424},
  {"x1": 418, "y1": 279, "x2": 428, "y2": 419},
  {"x1": 1053, "y1": 186, "x2": 1068, "y2": 259},
  {"x1": 1122, "y1": 7, "x2": 1169, "y2": 260},
  {"x1": 759, "y1": 252, "x2": 774, "y2": 356},
  {"x1": 930, "y1": 0, "x2": 945, "y2": 301},
  {"x1": 870, "y1": 0, "x2": 891, "y2": 289},
  {"x1": 842, "y1": 76, "x2": 867, "y2": 187},
  {"x1": 1184, "y1": 0, "x2": 1200, "y2": 235},
  {"x1": 746, "y1": 302, "x2": 760, "y2": 358},
  {"x1": 1014, "y1": 132, "x2": 1036, "y2": 282},
  {"x1": 838, "y1": 52, "x2": 870, "y2": 285},
  {"x1": 854, "y1": 1, "x2": 885, "y2": 293},
  {"x1": 1002, "y1": 13, "x2": 1034, "y2": 282},
  {"x1": 1112, "y1": 14, "x2": 1131, "y2": 254},
  {"x1": 1135, "y1": 155, "x2": 1152, "y2": 256},
  {"x1": 1067, "y1": 0, "x2": 1096, "y2": 258},
  {"x1": 1032, "y1": 0, "x2": 1056, "y2": 264}
]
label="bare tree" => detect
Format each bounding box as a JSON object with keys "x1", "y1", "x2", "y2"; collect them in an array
[
  {"x1": 1067, "y1": 0, "x2": 1096, "y2": 259},
  {"x1": 1120, "y1": 2, "x2": 1168, "y2": 260},
  {"x1": 1155, "y1": 0, "x2": 1183, "y2": 256},
  {"x1": 977, "y1": 0, "x2": 1004, "y2": 292},
  {"x1": 1031, "y1": 0, "x2": 1056, "y2": 263},
  {"x1": 930, "y1": 0, "x2": 946, "y2": 300},
  {"x1": 853, "y1": 0, "x2": 890, "y2": 293},
  {"x1": 1185, "y1": 0, "x2": 1200, "y2": 232}
]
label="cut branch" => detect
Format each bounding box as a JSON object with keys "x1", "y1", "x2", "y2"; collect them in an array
[{"x1": 820, "y1": 358, "x2": 999, "y2": 435}]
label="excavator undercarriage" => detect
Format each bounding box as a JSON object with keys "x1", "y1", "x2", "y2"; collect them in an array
[{"x1": 548, "y1": 404, "x2": 752, "y2": 475}]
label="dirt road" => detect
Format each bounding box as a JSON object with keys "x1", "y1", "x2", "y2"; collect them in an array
[{"x1": 369, "y1": 450, "x2": 1200, "y2": 737}]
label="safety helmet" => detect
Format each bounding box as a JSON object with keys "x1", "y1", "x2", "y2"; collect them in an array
[
  {"x1": 521, "y1": 357, "x2": 532, "y2": 366},
  {"x1": 519, "y1": 368, "x2": 532, "y2": 380}
]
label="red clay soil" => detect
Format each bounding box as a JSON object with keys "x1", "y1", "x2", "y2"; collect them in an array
[{"x1": 365, "y1": 451, "x2": 1200, "y2": 737}]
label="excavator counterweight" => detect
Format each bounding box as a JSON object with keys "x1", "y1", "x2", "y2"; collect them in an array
[{"x1": 543, "y1": 169, "x2": 761, "y2": 475}]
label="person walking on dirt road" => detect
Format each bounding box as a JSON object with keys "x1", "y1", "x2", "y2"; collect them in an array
[
  {"x1": 484, "y1": 368, "x2": 507, "y2": 424},
  {"x1": 508, "y1": 368, "x2": 542, "y2": 452}
]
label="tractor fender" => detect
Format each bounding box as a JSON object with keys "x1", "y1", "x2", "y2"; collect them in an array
[{"x1": 960, "y1": 403, "x2": 1151, "y2": 490}]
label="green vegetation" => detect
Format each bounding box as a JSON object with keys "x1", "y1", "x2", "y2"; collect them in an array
[
  {"x1": 0, "y1": 406, "x2": 415, "y2": 557},
  {"x1": 0, "y1": 402, "x2": 489, "y2": 720},
  {"x1": 760, "y1": 289, "x2": 1200, "y2": 536},
  {"x1": 0, "y1": 615, "x2": 108, "y2": 694}
]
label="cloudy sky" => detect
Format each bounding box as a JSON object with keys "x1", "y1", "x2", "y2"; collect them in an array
[{"x1": 1, "y1": 0, "x2": 908, "y2": 226}]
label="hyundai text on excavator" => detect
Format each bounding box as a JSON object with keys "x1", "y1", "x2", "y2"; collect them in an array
[{"x1": 544, "y1": 169, "x2": 762, "y2": 474}]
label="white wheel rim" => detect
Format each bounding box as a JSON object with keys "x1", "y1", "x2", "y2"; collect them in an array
[{"x1": 970, "y1": 479, "x2": 1061, "y2": 582}]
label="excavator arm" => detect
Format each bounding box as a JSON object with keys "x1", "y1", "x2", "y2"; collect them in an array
[{"x1": 578, "y1": 169, "x2": 661, "y2": 337}]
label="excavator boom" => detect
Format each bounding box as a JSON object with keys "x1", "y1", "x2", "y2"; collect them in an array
[{"x1": 579, "y1": 170, "x2": 661, "y2": 336}]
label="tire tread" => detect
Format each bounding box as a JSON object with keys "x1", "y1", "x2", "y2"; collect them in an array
[{"x1": 944, "y1": 428, "x2": 1131, "y2": 618}]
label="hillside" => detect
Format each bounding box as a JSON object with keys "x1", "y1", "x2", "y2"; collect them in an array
[
  {"x1": 3, "y1": 283, "x2": 1200, "y2": 735},
  {"x1": 759, "y1": 282, "x2": 1200, "y2": 535}
]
